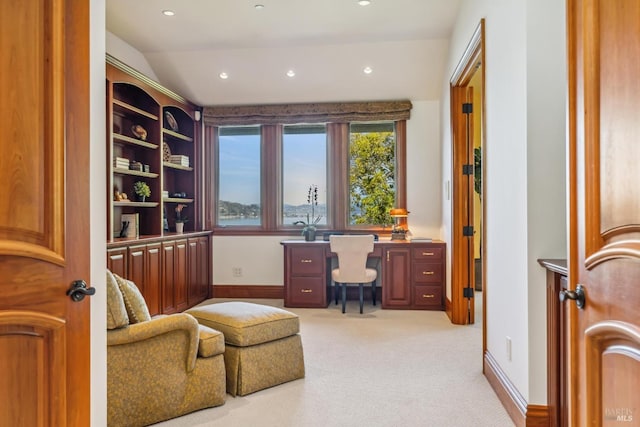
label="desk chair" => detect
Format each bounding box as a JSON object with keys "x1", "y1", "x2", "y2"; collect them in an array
[{"x1": 330, "y1": 234, "x2": 378, "y2": 314}]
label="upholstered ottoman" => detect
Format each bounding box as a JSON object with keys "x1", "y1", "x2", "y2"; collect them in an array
[{"x1": 186, "y1": 302, "x2": 305, "y2": 396}]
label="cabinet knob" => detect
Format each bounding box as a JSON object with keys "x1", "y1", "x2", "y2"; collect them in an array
[
  {"x1": 422, "y1": 294, "x2": 435, "y2": 298},
  {"x1": 422, "y1": 252, "x2": 434, "y2": 256},
  {"x1": 422, "y1": 271, "x2": 435, "y2": 275},
  {"x1": 300, "y1": 259, "x2": 313, "y2": 263},
  {"x1": 301, "y1": 289, "x2": 313, "y2": 293}
]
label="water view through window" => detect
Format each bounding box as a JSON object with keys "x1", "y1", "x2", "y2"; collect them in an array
[
  {"x1": 282, "y1": 124, "x2": 327, "y2": 226},
  {"x1": 217, "y1": 126, "x2": 261, "y2": 226}
]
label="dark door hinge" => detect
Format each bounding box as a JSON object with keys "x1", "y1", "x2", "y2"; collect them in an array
[
  {"x1": 463, "y1": 287, "x2": 474, "y2": 298},
  {"x1": 463, "y1": 226, "x2": 474, "y2": 236},
  {"x1": 463, "y1": 164, "x2": 474, "y2": 175},
  {"x1": 462, "y1": 103, "x2": 473, "y2": 114}
]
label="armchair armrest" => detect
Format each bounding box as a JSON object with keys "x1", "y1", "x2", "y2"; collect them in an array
[{"x1": 107, "y1": 313, "x2": 200, "y2": 372}]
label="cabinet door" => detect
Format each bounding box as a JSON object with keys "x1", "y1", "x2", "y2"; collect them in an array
[
  {"x1": 107, "y1": 247, "x2": 127, "y2": 277},
  {"x1": 187, "y1": 237, "x2": 210, "y2": 307},
  {"x1": 144, "y1": 243, "x2": 162, "y2": 316},
  {"x1": 161, "y1": 241, "x2": 176, "y2": 313},
  {"x1": 127, "y1": 244, "x2": 162, "y2": 316},
  {"x1": 174, "y1": 239, "x2": 188, "y2": 312},
  {"x1": 128, "y1": 245, "x2": 147, "y2": 291},
  {"x1": 187, "y1": 236, "x2": 209, "y2": 305},
  {"x1": 382, "y1": 247, "x2": 411, "y2": 308}
]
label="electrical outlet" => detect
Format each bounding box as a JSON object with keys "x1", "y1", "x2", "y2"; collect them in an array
[
  {"x1": 506, "y1": 336, "x2": 512, "y2": 361},
  {"x1": 232, "y1": 267, "x2": 242, "y2": 277}
]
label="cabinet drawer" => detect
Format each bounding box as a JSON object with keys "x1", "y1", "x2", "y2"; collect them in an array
[
  {"x1": 412, "y1": 246, "x2": 444, "y2": 261},
  {"x1": 289, "y1": 246, "x2": 324, "y2": 275},
  {"x1": 413, "y1": 262, "x2": 443, "y2": 283},
  {"x1": 413, "y1": 285, "x2": 443, "y2": 308},
  {"x1": 288, "y1": 276, "x2": 326, "y2": 307}
]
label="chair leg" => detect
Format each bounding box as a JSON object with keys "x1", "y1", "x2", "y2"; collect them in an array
[
  {"x1": 359, "y1": 284, "x2": 364, "y2": 314},
  {"x1": 334, "y1": 283, "x2": 339, "y2": 305},
  {"x1": 371, "y1": 281, "x2": 376, "y2": 306},
  {"x1": 341, "y1": 284, "x2": 347, "y2": 313}
]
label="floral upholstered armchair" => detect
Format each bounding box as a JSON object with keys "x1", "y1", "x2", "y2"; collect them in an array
[{"x1": 106, "y1": 270, "x2": 226, "y2": 427}]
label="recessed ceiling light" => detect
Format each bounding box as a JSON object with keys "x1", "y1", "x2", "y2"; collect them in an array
[
  {"x1": 363, "y1": 66, "x2": 373, "y2": 74},
  {"x1": 358, "y1": 0, "x2": 372, "y2": 6},
  {"x1": 254, "y1": 4, "x2": 265, "y2": 9},
  {"x1": 162, "y1": 9, "x2": 175, "y2": 16},
  {"x1": 286, "y1": 70, "x2": 296, "y2": 78},
  {"x1": 219, "y1": 72, "x2": 229, "y2": 80}
]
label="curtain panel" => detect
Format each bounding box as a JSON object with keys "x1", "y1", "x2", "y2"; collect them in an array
[{"x1": 202, "y1": 100, "x2": 412, "y2": 126}]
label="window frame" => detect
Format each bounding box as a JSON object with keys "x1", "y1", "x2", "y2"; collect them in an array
[{"x1": 204, "y1": 102, "x2": 408, "y2": 236}]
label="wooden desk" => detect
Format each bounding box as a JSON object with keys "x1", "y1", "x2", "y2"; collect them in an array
[{"x1": 281, "y1": 239, "x2": 446, "y2": 310}]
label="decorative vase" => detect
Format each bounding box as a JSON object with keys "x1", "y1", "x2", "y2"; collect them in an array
[
  {"x1": 304, "y1": 228, "x2": 316, "y2": 241},
  {"x1": 136, "y1": 195, "x2": 146, "y2": 203},
  {"x1": 176, "y1": 222, "x2": 184, "y2": 234}
]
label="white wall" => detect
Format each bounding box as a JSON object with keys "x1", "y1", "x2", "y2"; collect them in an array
[
  {"x1": 91, "y1": 0, "x2": 107, "y2": 425},
  {"x1": 442, "y1": 0, "x2": 567, "y2": 405},
  {"x1": 106, "y1": 31, "x2": 159, "y2": 80}
]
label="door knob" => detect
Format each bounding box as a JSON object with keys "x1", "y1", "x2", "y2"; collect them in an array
[
  {"x1": 559, "y1": 284, "x2": 585, "y2": 309},
  {"x1": 67, "y1": 280, "x2": 96, "y2": 302}
]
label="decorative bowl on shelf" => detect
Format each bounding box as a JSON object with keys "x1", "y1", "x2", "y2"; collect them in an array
[
  {"x1": 131, "y1": 124, "x2": 147, "y2": 140},
  {"x1": 164, "y1": 111, "x2": 179, "y2": 132}
]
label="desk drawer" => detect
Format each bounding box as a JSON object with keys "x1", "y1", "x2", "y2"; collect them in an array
[
  {"x1": 413, "y1": 262, "x2": 443, "y2": 284},
  {"x1": 287, "y1": 276, "x2": 325, "y2": 307},
  {"x1": 413, "y1": 285, "x2": 443, "y2": 308},
  {"x1": 412, "y1": 246, "x2": 444, "y2": 261},
  {"x1": 289, "y1": 246, "x2": 324, "y2": 275}
]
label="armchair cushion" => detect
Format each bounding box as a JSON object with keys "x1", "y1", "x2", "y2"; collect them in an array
[
  {"x1": 106, "y1": 270, "x2": 129, "y2": 330},
  {"x1": 197, "y1": 324, "x2": 225, "y2": 358},
  {"x1": 114, "y1": 273, "x2": 151, "y2": 323}
]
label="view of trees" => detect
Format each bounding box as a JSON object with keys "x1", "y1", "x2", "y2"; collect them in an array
[{"x1": 349, "y1": 130, "x2": 395, "y2": 226}]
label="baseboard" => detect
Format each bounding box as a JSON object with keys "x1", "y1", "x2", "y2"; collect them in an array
[
  {"x1": 483, "y1": 351, "x2": 549, "y2": 427},
  {"x1": 212, "y1": 285, "x2": 284, "y2": 299}
]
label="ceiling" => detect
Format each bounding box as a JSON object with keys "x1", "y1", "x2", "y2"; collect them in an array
[{"x1": 106, "y1": 0, "x2": 462, "y2": 106}]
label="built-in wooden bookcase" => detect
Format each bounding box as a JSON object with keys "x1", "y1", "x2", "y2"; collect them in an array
[{"x1": 106, "y1": 55, "x2": 201, "y2": 242}]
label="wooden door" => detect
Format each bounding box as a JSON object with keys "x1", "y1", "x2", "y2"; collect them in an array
[
  {"x1": 0, "y1": 0, "x2": 91, "y2": 425},
  {"x1": 450, "y1": 85, "x2": 476, "y2": 324},
  {"x1": 567, "y1": 0, "x2": 640, "y2": 425}
]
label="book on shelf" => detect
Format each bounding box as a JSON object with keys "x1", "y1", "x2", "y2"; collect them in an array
[
  {"x1": 169, "y1": 155, "x2": 190, "y2": 167},
  {"x1": 119, "y1": 213, "x2": 139, "y2": 239}
]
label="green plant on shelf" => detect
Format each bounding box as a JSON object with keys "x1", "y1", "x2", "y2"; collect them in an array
[{"x1": 133, "y1": 181, "x2": 151, "y2": 202}]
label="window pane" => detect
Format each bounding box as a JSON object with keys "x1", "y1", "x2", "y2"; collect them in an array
[
  {"x1": 282, "y1": 124, "x2": 327, "y2": 226},
  {"x1": 349, "y1": 122, "x2": 396, "y2": 226},
  {"x1": 217, "y1": 126, "x2": 261, "y2": 226}
]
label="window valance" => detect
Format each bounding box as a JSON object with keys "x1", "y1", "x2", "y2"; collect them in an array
[{"x1": 202, "y1": 100, "x2": 412, "y2": 126}]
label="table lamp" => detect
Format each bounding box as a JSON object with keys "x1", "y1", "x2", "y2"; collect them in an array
[{"x1": 390, "y1": 208, "x2": 409, "y2": 240}]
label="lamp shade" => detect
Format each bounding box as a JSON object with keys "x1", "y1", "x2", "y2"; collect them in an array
[{"x1": 389, "y1": 208, "x2": 409, "y2": 217}]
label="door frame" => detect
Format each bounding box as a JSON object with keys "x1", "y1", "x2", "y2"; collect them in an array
[{"x1": 449, "y1": 19, "x2": 486, "y2": 339}]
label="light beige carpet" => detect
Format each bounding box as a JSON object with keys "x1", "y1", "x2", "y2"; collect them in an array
[{"x1": 153, "y1": 295, "x2": 514, "y2": 427}]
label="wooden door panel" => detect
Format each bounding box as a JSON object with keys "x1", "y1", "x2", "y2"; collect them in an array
[
  {"x1": 145, "y1": 243, "x2": 162, "y2": 316},
  {"x1": 162, "y1": 242, "x2": 176, "y2": 313},
  {"x1": 0, "y1": 0, "x2": 65, "y2": 265},
  {"x1": 0, "y1": 0, "x2": 90, "y2": 425},
  {"x1": 382, "y1": 248, "x2": 411, "y2": 308},
  {"x1": 0, "y1": 312, "x2": 67, "y2": 427},
  {"x1": 107, "y1": 248, "x2": 127, "y2": 278},
  {"x1": 174, "y1": 239, "x2": 188, "y2": 312},
  {"x1": 568, "y1": 0, "x2": 640, "y2": 425}
]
